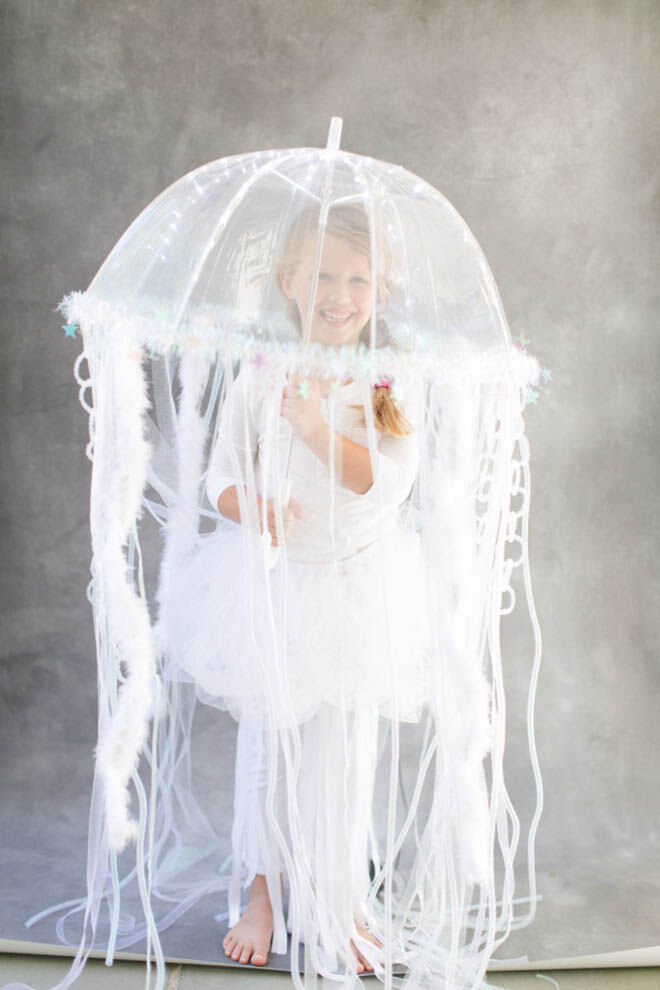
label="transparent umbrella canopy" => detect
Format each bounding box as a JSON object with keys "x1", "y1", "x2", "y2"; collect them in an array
[
  {"x1": 73, "y1": 117, "x2": 511, "y2": 359},
  {"x1": 30, "y1": 118, "x2": 544, "y2": 990}
]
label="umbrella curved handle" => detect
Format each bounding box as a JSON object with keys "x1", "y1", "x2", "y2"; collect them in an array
[
  {"x1": 261, "y1": 528, "x2": 279, "y2": 570},
  {"x1": 262, "y1": 477, "x2": 292, "y2": 571}
]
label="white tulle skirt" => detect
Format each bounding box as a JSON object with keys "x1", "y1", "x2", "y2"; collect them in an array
[{"x1": 161, "y1": 516, "x2": 433, "y2": 727}]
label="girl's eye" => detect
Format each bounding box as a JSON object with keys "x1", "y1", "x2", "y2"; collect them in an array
[{"x1": 352, "y1": 276, "x2": 369, "y2": 284}]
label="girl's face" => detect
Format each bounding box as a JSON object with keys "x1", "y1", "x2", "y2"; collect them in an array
[{"x1": 281, "y1": 233, "x2": 373, "y2": 347}]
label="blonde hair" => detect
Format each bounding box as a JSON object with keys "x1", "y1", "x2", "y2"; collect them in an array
[{"x1": 277, "y1": 202, "x2": 414, "y2": 438}]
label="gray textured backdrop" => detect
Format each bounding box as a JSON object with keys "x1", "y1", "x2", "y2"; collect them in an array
[{"x1": 1, "y1": 0, "x2": 659, "y2": 968}]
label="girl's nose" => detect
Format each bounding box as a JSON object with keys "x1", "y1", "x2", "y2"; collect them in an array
[{"x1": 324, "y1": 280, "x2": 353, "y2": 304}]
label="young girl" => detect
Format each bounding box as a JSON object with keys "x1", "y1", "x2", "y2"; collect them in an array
[{"x1": 167, "y1": 203, "x2": 430, "y2": 977}]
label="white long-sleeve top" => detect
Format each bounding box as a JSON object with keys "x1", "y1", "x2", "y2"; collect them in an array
[{"x1": 205, "y1": 368, "x2": 423, "y2": 563}]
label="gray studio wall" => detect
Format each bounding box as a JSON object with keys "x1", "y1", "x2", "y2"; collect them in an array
[{"x1": 2, "y1": 0, "x2": 658, "y2": 960}]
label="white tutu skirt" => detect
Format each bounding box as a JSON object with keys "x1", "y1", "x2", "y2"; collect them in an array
[{"x1": 161, "y1": 518, "x2": 433, "y2": 725}]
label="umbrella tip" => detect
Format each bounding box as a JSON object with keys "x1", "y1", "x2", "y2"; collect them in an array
[{"x1": 326, "y1": 117, "x2": 343, "y2": 153}]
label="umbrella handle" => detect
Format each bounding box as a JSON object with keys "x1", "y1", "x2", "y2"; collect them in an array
[
  {"x1": 261, "y1": 529, "x2": 278, "y2": 570},
  {"x1": 261, "y1": 477, "x2": 292, "y2": 570}
]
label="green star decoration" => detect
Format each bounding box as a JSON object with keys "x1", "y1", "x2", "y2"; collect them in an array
[
  {"x1": 298, "y1": 379, "x2": 311, "y2": 400},
  {"x1": 391, "y1": 382, "x2": 403, "y2": 402},
  {"x1": 63, "y1": 323, "x2": 78, "y2": 338},
  {"x1": 513, "y1": 332, "x2": 530, "y2": 349},
  {"x1": 525, "y1": 385, "x2": 539, "y2": 405}
]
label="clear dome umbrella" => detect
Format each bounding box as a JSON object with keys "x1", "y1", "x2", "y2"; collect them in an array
[{"x1": 16, "y1": 118, "x2": 543, "y2": 990}]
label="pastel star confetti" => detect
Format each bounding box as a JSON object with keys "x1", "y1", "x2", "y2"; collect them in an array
[
  {"x1": 541, "y1": 366, "x2": 552, "y2": 383},
  {"x1": 298, "y1": 379, "x2": 311, "y2": 399},
  {"x1": 63, "y1": 323, "x2": 78, "y2": 338},
  {"x1": 513, "y1": 332, "x2": 530, "y2": 350},
  {"x1": 525, "y1": 385, "x2": 539, "y2": 405}
]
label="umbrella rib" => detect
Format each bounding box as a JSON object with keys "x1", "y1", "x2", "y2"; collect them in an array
[{"x1": 271, "y1": 169, "x2": 322, "y2": 202}]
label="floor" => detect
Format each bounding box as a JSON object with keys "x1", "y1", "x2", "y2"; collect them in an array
[{"x1": 0, "y1": 954, "x2": 659, "y2": 990}]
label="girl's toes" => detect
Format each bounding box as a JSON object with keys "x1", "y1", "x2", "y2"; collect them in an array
[
  {"x1": 354, "y1": 945, "x2": 373, "y2": 972},
  {"x1": 231, "y1": 941, "x2": 243, "y2": 960},
  {"x1": 223, "y1": 935, "x2": 235, "y2": 955},
  {"x1": 252, "y1": 944, "x2": 269, "y2": 966},
  {"x1": 239, "y1": 943, "x2": 253, "y2": 964}
]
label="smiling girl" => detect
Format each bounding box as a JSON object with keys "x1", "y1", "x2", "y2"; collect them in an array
[{"x1": 168, "y1": 203, "x2": 430, "y2": 977}]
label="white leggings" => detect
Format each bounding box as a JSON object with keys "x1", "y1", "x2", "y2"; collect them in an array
[
  {"x1": 230, "y1": 705, "x2": 381, "y2": 936},
  {"x1": 228, "y1": 706, "x2": 382, "y2": 957},
  {"x1": 232, "y1": 714, "x2": 289, "y2": 878}
]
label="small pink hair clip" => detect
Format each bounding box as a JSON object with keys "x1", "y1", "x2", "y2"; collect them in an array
[{"x1": 374, "y1": 378, "x2": 391, "y2": 391}]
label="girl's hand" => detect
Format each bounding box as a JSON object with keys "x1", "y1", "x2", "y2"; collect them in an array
[
  {"x1": 281, "y1": 375, "x2": 324, "y2": 442},
  {"x1": 257, "y1": 495, "x2": 304, "y2": 547}
]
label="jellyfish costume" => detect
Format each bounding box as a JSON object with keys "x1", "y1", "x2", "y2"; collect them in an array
[{"x1": 34, "y1": 119, "x2": 544, "y2": 990}]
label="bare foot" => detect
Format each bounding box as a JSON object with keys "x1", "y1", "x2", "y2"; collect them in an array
[
  {"x1": 222, "y1": 873, "x2": 284, "y2": 966},
  {"x1": 350, "y1": 917, "x2": 383, "y2": 974}
]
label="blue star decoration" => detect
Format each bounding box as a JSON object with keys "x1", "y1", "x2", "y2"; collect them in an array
[
  {"x1": 510, "y1": 333, "x2": 553, "y2": 407},
  {"x1": 62, "y1": 322, "x2": 78, "y2": 339},
  {"x1": 298, "y1": 379, "x2": 311, "y2": 400}
]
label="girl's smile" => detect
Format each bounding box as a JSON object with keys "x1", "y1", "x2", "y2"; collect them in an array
[{"x1": 281, "y1": 232, "x2": 373, "y2": 347}]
